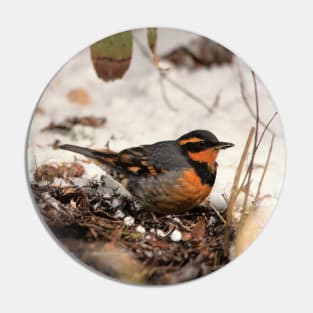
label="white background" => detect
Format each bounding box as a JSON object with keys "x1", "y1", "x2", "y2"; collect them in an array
[{"x1": 0, "y1": 1, "x2": 311, "y2": 312}]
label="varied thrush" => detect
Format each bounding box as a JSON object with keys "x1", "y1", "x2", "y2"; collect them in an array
[{"x1": 59, "y1": 130, "x2": 234, "y2": 214}]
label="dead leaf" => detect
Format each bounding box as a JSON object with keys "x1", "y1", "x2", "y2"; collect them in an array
[
  {"x1": 182, "y1": 232, "x2": 192, "y2": 241},
  {"x1": 191, "y1": 216, "x2": 206, "y2": 241},
  {"x1": 41, "y1": 116, "x2": 106, "y2": 132},
  {"x1": 34, "y1": 162, "x2": 85, "y2": 182},
  {"x1": 67, "y1": 89, "x2": 90, "y2": 105}
]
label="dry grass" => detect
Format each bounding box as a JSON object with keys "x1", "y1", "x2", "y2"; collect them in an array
[
  {"x1": 224, "y1": 70, "x2": 277, "y2": 258},
  {"x1": 224, "y1": 127, "x2": 255, "y2": 257}
]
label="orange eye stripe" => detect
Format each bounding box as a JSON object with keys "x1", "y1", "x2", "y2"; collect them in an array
[{"x1": 179, "y1": 137, "x2": 203, "y2": 145}]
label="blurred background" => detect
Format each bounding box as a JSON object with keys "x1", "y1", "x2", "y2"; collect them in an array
[{"x1": 27, "y1": 28, "x2": 285, "y2": 207}]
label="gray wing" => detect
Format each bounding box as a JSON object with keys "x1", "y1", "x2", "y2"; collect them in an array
[
  {"x1": 143, "y1": 140, "x2": 189, "y2": 171},
  {"x1": 116, "y1": 140, "x2": 189, "y2": 176}
]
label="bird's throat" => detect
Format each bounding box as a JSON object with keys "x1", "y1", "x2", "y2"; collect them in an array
[{"x1": 188, "y1": 148, "x2": 219, "y2": 164}]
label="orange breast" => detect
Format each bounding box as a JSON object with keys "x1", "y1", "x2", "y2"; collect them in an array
[{"x1": 154, "y1": 168, "x2": 213, "y2": 214}]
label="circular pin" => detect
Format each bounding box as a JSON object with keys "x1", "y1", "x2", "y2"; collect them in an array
[{"x1": 26, "y1": 27, "x2": 286, "y2": 285}]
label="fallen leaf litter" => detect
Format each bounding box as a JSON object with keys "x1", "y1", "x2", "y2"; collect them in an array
[{"x1": 31, "y1": 172, "x2": 232, "y2": 284}]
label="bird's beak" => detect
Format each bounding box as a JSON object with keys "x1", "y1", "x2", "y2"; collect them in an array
[{"x1": 215, "y1": 142, "x2": 234, "y2": 150}]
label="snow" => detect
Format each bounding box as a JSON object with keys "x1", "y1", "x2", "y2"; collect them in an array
[
  {"x1": 26, "y1": 28, "x2": 285, "y2": 218},
  {"x1": 123, "y1": 216, "x2": 135, "y2": 226},
  {"x1": 111, "y1": 197, "x2": 122, "y2": 209},
  {"x1": 135, "y1": 225, "x2": 145, "y2": 233},
  {"x1": 114, "y1": 210, "x2": 125, "y2": 219},
  {"x1": 170, "y1": 229, "x2": 182, "y2": 242},
  {"x1": 156, "y1": 229, "x2": 167, "y2": 237}
]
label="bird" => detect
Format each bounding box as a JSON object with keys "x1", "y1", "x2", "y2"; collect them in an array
[{"x1": 59, "y1": 130, "x2": 234, "y2": 214}]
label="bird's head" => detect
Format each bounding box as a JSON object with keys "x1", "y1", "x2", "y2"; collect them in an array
[{"x1": 177, "y1": 130, "x2": 234, "y2": 165}]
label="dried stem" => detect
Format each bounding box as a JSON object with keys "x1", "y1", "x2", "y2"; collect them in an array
[
  {"x1": 208, "y1": 201, "x2": 226, "y2": 224},
  {"x1": 242, "y1": 71, "x2": 260, "y2": 213},
  {"x1": 228, "y1": 72, "x2": 277, "y2": 259},
  {"x1": 224, "y1": 127, "x2": 255, "y2": 257},
  {"x1": 238, "y1": 67, "x2": 275, "y2": 136},
  {"x1": 255, "y1": 112, "x2": 278, "y2": 151},
  {"x1": 255, "y1": 134, "x2": 275, "y2": 202},
  {"x1": 234, "y1": 111, "x2": 278, "y2": 201}
]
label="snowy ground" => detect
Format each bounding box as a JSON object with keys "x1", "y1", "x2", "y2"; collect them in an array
[{"x1": 27, "y1": 28, "x2": 285, "y2": 216}]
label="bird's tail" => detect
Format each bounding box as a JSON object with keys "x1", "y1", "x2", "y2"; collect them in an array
[{"x1": 59, "y1": 144, "x2": 118, "y2": 167}]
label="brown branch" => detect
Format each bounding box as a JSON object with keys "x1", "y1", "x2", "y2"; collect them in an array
[{"x1": 224, "y1": 127, "x2": 255, "y2": 257}]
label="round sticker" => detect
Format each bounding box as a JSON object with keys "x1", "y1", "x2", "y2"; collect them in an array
[{"x1": 26, "y1": 27, "x2": 285, "y2": 285}]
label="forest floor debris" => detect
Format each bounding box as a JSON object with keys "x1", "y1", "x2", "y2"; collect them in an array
[
  {"x1": 34, "y1": 162, "x2": 85, "y2": 183},
  {"x1": 41, "y1": 116, "x2": 106, "y2": 132},
  {"x1": 31, "y1": 176, "x2": 233, "y2": 285}
]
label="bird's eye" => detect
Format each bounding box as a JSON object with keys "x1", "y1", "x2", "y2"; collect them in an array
[{"x1": 199, "y1": 141, "x2": 206, "y2": 146}]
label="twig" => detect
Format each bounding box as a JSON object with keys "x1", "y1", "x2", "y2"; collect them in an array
[
  {"x1": 161, "y1": 72, "x2": 215, "y2": 114},
  {"x1": 208, "y1": 202, "x2": 226, "y2": 224},
  {"x1": 234, "y1": 111, "x2": 278, "y2": 200},
  {"x1": 224, "y1": 127, "x2": 255, "y2": 257},
  {"x1": 254, "y1": 134, "x2": 275, "y2": 202},
  {"x1": 159, "y1": 75, "x2": 178, "y2": 112},
  {"x1": 238, "y1": 67, "x2": 276, "y2": 136},
  {"x1": 134, "y1": 36, "x2": 219, "y2": 115},
  {"x1": 255, "y1": 112, "x2": 278, "y2": 151}
]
